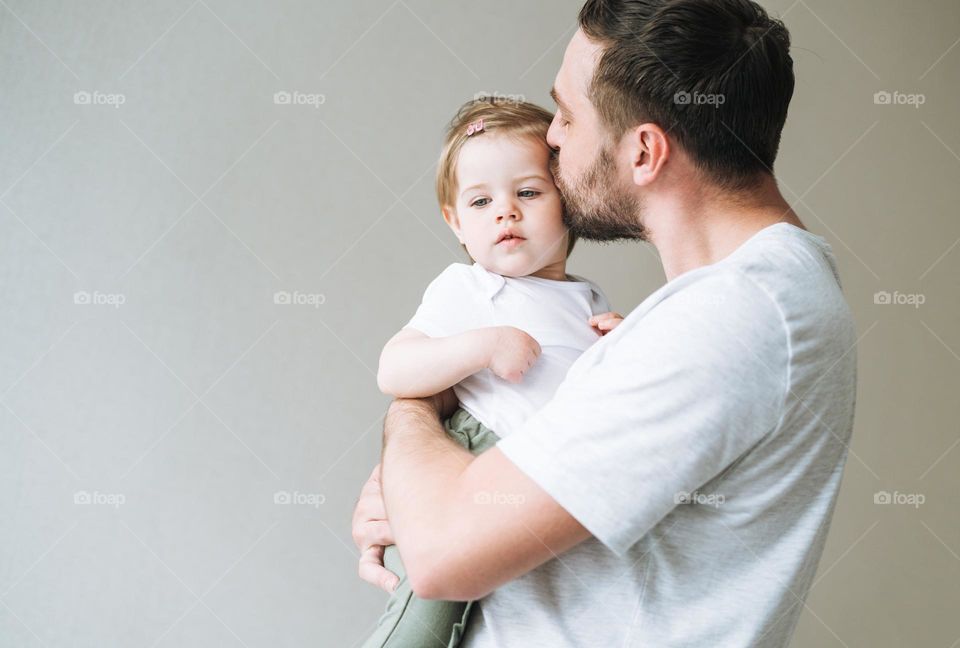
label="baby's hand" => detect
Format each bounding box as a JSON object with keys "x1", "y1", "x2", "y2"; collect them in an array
[
  {"x1": 485, "y1": 326, "x2": 542, "y2": 384},
  {"x1": 589, "y1": 312, "x2": 624, "y2": 336}
]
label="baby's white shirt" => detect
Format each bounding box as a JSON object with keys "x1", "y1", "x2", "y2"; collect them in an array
[{"x1": 403, "y1": 262, "x2": 612, "y2": 438}]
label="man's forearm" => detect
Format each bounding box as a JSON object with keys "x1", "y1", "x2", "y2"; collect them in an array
[{"x1": 380, "y1": 398, "x2": 475, "y2": 593}]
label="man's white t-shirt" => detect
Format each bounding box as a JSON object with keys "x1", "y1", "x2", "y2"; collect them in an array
[
  {"x1": 462, "y1": 223, "x2": 858, "y2": 648},
  {"x1": 404, "y1": 261, "x2": 611, "y2": 438}
]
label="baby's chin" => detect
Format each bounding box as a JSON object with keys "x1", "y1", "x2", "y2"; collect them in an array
[{"x1": 475, "y1": 250, "x2": 542, "y2": 278}]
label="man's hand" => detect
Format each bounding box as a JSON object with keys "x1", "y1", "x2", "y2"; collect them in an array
[
  {"x1": 356, "y1": 389, "x2": 458, "y2": 593},
  {"x1": 351, "y1": 463, "x2": 399, "y2": 592},
  {"x1": 589, "y1": 312, "x2": 624, "y2": 336}
]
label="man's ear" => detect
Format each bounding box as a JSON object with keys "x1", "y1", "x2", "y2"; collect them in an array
[
  {"x1": 628, "y1": 123, "x2": 670, "y2": 187},
  {"x1": 441, "y1": 205, "x2": 463, "y2": 244}
]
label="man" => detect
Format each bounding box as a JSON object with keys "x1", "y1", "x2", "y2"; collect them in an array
[{"x1": 352, "y1": 0, "x2": 857, "y2": 645}]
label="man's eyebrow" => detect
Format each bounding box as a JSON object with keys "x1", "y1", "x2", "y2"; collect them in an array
[{"x1": 550, "y1": 86, "x2": 573, "y2": 116}]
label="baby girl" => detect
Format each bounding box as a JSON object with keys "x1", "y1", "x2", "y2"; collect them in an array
[{"x1": 361, "y1": 97, "x2": 622, "y2": 648}]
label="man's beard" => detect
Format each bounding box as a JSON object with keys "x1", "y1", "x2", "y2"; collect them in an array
[{"x1": 550, "y1": 146, "x2": 648, "y2": 242}]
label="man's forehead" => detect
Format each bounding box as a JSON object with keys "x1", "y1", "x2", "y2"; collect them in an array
[{"x1": 556, "y1": 29, "x2": 600, "y2": 104}]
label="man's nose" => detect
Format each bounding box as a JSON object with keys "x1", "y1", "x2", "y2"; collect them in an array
[{"x1": 546, "y1": 115, "x2": 562, "y2": 149}]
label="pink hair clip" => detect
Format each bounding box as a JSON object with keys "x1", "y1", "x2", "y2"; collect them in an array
[{"x1": 466, "y1": 119, "x2": 485, "y2": 136}]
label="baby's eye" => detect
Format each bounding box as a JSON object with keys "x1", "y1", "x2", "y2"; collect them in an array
[
  {"x1": 518, "y1": 189, "x2": 541, "y2": 198},
  {"x1": 470, "y1": 197, "x2": 490, "y2": 208}
]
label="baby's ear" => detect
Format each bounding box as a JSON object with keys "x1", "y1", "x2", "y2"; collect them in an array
[{"x1": 441, "y1": 206, "x2": 463, "y2": 243}]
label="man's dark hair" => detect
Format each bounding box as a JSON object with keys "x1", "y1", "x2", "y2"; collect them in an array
[{"x1": 578, "y1": 0, "x2": 795, "y2": 190}]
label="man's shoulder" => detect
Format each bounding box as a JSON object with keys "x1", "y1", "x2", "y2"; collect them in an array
[
  {"x1": 633, "y1": 224, "x2": 857, "y2": 380},
  {"x1": 641, "y1": 265, "x2": 786, "y2": 337},
  {"x1": 594, "y1": 269, "x2": 789, "y2": 384},
  {"x1": 666, "y1": 223, "x2": 851, "y2": 330},
  {"x1": 607, "y1": 225, "x2": 852, "y2": 369},
  {"x1": 729, "y1": 224, "x2": 856, "y2": 337},
  {"x1": 724, "y1": 223, "x2": 846, "y2": 301}
]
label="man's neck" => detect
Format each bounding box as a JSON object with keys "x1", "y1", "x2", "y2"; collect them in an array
[{"x1": 646, "y1": 174, "x2": 804, "y2": 281}]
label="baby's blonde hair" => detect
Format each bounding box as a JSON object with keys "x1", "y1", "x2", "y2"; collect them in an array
[{"x1": 435, "y1": 97, "x2": 577, "y2": 258}]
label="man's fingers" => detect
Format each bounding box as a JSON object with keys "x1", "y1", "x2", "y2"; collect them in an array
[
  {"x1": 362, "y1": 467, "x2": 382, "y2": 495},
  {"x1": 354, "y1": 492, "x2": 386, "y2": 521},
  {"x1": 353, "y1": 503, "x2": 389, "y2": 548},
  {"x1": 358, "y1": 545, "x2": 400, "y2": 593},
  {"x1": 362, "y1": 520, "x2": 395, "y2": 547},
  {"x1": 352, "y1": 463, "x2": 387, "y2": 550}
]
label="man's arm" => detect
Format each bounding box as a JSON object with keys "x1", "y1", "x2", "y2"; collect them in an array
[{"x1": 380, "y1": 396, "x2": 590, "y2": 601}]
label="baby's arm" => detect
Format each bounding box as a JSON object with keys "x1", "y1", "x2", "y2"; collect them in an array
[{"x1": 377, "y1": 326, "x2": 541, "y2": 398}]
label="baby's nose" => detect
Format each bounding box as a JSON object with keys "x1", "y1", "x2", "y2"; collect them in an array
[{"x1": 496, "y1": 204, "x2": 520, "y2": 222}]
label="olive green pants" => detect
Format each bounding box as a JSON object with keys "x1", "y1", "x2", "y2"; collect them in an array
[{"x1": 360, "y1": 408, "x2": 500, "y2": 648}]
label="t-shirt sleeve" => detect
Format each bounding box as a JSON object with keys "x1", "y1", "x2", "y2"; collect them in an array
[
  {"x1": 403, "y1": 263, "x2": 470, "y2": 338},
  {"x1": 570, "y1": 273, "x2": 614, "y2": 315},
  {"x1": 592, "y1": 281, "x2": 613, "y2": 315},
  {"x1": 495, "y1": 271, "x2": 790, "y2": 556}
]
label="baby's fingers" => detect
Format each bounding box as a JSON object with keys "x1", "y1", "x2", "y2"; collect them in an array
[
  {"x1": 589, "y1": 312, "x2": 621, "y2": 324},
  {"x1": 590, "y1": 313, "x2": 624, "y2": 335}
]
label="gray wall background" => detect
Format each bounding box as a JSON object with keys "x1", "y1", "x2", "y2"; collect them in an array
[{"x1": 1, "y1": 0, "x2": 957, "y2": 646}]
